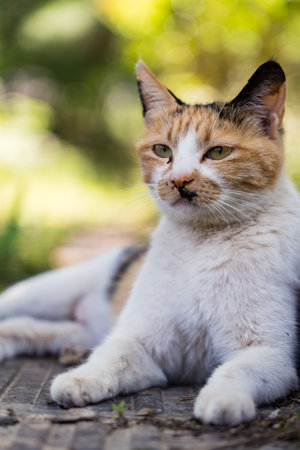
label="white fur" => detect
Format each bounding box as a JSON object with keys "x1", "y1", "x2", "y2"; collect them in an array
[
  {"x1": 0, "y1": 248, "x2": 122, "y2": 360},
  {"x1": 170, "y1": 126, "x2": 199, "y2": 179},
  {"x1": 1, "y1": 137, "x2": 300, "y2": 425},
  {"x1": 51, "y1": 170, "x2": 300, "y2": 425},
  {"x1": 169, "y1": 126, "x2": 220, "y2": 183}
]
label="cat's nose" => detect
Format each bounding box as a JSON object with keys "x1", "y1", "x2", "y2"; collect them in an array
[{"x1": 169, "y1": 173, "x2": 195, "y2": 188}]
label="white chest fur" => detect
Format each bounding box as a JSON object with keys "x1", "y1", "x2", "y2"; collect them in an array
[{"x1": 118, "y1": 178, "x2": 300, "y2": 384}]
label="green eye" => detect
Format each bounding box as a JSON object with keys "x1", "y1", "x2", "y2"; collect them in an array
[
  {"x1": 206, "y1": 146, "x2": 232, "y2": 160},
  {"x1": 153, "y1": 144, "x2": 172, "y2": 159}
]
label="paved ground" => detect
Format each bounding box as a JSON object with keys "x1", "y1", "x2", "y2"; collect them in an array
[{"x1": 0, "y1": 357, "x2": 299, "y2": 449}]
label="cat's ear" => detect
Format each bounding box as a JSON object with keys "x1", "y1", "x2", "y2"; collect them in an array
[
  {"x1": 231, "y1": 60, "x2": 286, "y2": 138},
  {"x1": 136, "y1": 59, "x2": 183, "y2": 122}
]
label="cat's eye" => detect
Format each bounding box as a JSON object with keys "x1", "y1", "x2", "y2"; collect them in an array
[
  {"x1": 205, "y1": 146, "x2": 232, "y2": 161},
  {"x1": 153, "y1": 144, "x2": 172, "y2": 159}
]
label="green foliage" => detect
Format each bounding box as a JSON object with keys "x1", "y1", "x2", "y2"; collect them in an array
[
  {"x1": 1, "y1": 0, "x2": 300, "y2": 284},
  {"x1": 111, "y1": 400, "x2": 128, "y2": 418},
  {"x1": 0, "y1": 204, "x2": 67, "y2": 289},
  {"x1": 2, "y1": 0, "x2": 300, "y2": 174}
]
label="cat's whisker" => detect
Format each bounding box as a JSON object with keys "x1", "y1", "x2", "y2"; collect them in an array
[
  {"x1": 222, "y1": 189, "x2": 262, "y2": 201},
  {"x1": 121, "y1": 181, "x2": 155, "y2": 188},
  {"x1": 220, "y1": 196, "x2": 265, "y2": 215},
  {"x1": 216, "y1": 205, "x2": 240, "y2": 227},
  {"x1": 226, "y1": 199, "x2": 261, "y2": 211},
  {"x1": 117, "y1": 186, "x2": 155, "y2": 202},
  {"x1": 225, "y1": 199, "x2": 252, "y2": 210},
  {"x1": 213, "y1": 199, "x2": 248, "y2": 226},
  {"x1": 126, "y1": 192, "x2": 153, "y2": 201},
  {"x1": 120, "y1": 191, "x2": 157, "y2": 212},
  {"x1": 211, "y1": 202, "x2": 231, "y2": 227},
  {"x1": 225, "y1": 207, "x2": 252, "y2": 224},
  {"x1": 209, "y1": 204, "x2": 228, "y2": 227},
  {"x1": 120, "y1": 183, "x2": 155, "y2": 193},
  {"x1": 222, "y1": 188, "x2": 260, "y2": 196},
  {"x1": 121, "y1": 199, "x2": 157, "y2": 217},
  {"x1": 217, "y1": 198, "x2": 253, "y2": 222},
  {"x1": 125, "y1": 193, "x2": 156, "y2": 204},
  {"x1": 117, "y1": 190, "x2": 147, "y2": 200}
]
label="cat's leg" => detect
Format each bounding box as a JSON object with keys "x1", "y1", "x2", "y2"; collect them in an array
[
  {"x1": 193, "y1": 346, "x2": 298, "y2": 425},
  {"x1": 0, "y1": 248, "x2": 123, "y2": 321},
  {"x1": 0, "y1": 317, "x2": 95, "y2": 362},
  {"x1": 51, "y1": 332, "x2": 167, "y2": 408}
]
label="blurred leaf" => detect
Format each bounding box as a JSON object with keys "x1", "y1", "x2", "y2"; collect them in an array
[{"x1": 0, "y1": 0, "x2": 300, "y2": 285}]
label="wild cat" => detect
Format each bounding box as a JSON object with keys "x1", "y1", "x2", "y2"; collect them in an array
[{"x1": 0, "y1": 59, "x2": 299, "y2": 426}]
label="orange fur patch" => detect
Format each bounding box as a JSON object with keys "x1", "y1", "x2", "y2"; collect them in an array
[
  {"x1": 137, "y1": 104, "x2": 283, "y2": 197},
  {"x1": 110, "y1": 253, "x2": 146, "y2": 317}
]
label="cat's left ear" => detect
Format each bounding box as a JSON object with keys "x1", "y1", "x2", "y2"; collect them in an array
[
  {"x1": 231, "y1": 60, "x2": 286, "y2": 138},
  {"x1": 136, "y1": 59, "x2": 184, "y2": 123}
]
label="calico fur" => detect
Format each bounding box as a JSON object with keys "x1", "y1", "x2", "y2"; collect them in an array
[{"x1": 0, "y1": 60, "x2": 299, "y2": 425}]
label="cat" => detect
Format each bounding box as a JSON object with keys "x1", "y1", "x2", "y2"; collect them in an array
[{"x1": 0, "y1": 59, "x2": 299, "y2": 425}]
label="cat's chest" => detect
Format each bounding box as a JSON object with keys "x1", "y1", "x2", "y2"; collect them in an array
[
  {"x1": 141, "y1": 228, "x2": 231, "y2": 322},
  {"x1": 150, "y1": 223, "x2": 233, "y2": 300},
  {"x1": 140, "y1": 221, "x2": 269, "y2": 345},
  {"x1": 140, "y1": 234, "x2": 229, "y2": 382},
  {"x1": 123, "y1": 212, "x2": 300, "y2": 383}
]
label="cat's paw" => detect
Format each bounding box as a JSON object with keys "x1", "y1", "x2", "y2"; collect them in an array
[
  {"x1": 51, "y1": 370, "x2": 115, "y2": 408},
  {"x1": 194, "y1": 385, "x2": 256, "y2": 425}
]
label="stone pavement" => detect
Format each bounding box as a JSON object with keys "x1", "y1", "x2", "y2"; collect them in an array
[{"x1": 0, "y1": 357, "x2": 299, "y2": 449}]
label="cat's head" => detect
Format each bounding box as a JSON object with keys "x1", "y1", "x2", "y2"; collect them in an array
[{"x1": 136, "y1": 60, "x2": 286, "y2": 226}]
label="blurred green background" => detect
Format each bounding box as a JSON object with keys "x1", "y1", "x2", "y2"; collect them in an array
[{"x1": 1, "y1": 0, "x2": 300, "y2": 286}]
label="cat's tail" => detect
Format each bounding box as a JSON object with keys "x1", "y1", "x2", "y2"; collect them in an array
[{"x1": 0, "y1": 247, "x2": 127, "y2": 321}]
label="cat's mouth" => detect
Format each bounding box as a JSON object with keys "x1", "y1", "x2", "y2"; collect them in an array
[
  {"x1": 156, "y1": 179, "x2": 215, "y2": 209},
  {"x1": 177, "y1": 186, "x2": 198, "y2": 202},
  {"x1": 172, "y1": 187, "x2": 199, "y2": 207}
]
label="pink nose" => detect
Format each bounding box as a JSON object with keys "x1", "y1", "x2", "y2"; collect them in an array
[{"x1": 169, "y1": 173, "x2": 195, "y2": 188}]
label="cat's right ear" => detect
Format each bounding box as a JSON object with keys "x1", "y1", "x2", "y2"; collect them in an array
[
  {"x1": 136, "y1": 60, "x2": 183, "y2": 123},
  {"x1": 230, "y1": 60, "x2": 286, "y2": 138}
]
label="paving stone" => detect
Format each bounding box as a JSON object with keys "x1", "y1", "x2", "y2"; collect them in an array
[{"x1": 0, "y1": 357, "x2": 299, "y2": 449}]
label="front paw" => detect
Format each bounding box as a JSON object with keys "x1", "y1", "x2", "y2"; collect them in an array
[
  {"x1": 194, "y1": 385, "x2": 256, "y2": 425},
  {"x1": 51, "y1": 370, "x2": 115, "y2": 408}
]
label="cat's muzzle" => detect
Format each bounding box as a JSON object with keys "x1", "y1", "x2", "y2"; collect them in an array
[{"x1": 178, "y1": 186, "x2": 198, "y2": 201}]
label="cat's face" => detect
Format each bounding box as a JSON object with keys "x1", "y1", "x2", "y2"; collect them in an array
[{"x1": 136, "y1": 61, "x2": 286, "y2": 226}]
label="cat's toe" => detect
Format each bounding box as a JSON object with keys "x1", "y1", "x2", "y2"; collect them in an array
[
  {"x1": 50, "y1": 371, "x2": 107, "y2": 408},
  {"x1": 194, "y1": 386, "x2": 256, "y2": 425}
]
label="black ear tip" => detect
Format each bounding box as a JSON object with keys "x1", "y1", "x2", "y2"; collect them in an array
[
  {"x1": 249, "y1": 59, "x2": 286, "y2": 85},
  {"x1": 261, "y1": 59, "x2": 285, "y2": 80},
  {"x1": 230, "y1": 60, "x2": 286, "y2": 108}
]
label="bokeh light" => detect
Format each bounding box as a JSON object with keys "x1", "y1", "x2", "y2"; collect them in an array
[{"x1": 0, "y1": 0, "x2": 300, "y2": 284}]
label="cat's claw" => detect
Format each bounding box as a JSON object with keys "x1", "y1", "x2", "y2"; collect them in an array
[
  {"x1": 194, "y1": 386, "x2": 256, "y2": 425},
  {"x1": 51, "y1": 371, "x2": 114, "y2": 408}
]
